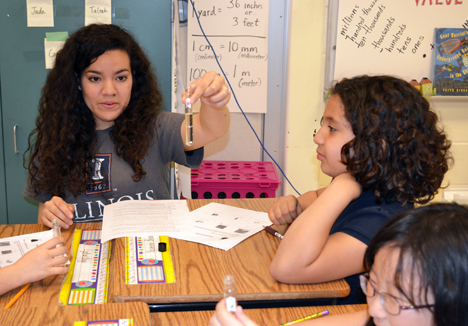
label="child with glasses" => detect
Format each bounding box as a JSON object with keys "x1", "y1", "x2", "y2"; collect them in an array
[
  {"x1": 359, "y1": 273, "x2": 434, "y2": 318},
  {"x1": 358, "y1": 202, "x2": 468, "y2": 326},
  {"x1": 210, "y1": 203, "x2": 468, "y2": 326}
]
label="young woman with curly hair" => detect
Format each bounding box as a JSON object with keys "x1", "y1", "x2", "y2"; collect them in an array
[
  {"x1": 267, "y1": 75, "x2": 452, "y2": 304},
  {"x1": 23, "y1": 24, "x2": 230, "y2": 228}
]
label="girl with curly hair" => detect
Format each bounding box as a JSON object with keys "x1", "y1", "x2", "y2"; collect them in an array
[
  {"x1": 23, "y1": 24, "x2": 230, "y2": 228},
  {"x1": 267, "y1": 75, "x2": 452, "y2": 304},
  {"x1": 211, "y1": 203, "x2": 468, "y2": 326}
]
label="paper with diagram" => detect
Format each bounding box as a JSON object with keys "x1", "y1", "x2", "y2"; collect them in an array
[{"x1": 169, "y1": 203, "x2": 271, "y2": 251}]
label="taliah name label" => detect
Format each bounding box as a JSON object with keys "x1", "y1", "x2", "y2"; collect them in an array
[{"x1": 89, "y1": 6, "x2": 108, "y2": 14}]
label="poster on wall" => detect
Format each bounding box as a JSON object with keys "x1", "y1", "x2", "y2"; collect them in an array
[
  {"x1": 333, "y1": 0, "x2": 468, "y2": 83},
  {"x1": 187, "y1": 0, "x2": 269, "y2": 113},
  {"x1": 433, "y1": 28, "x2": 468, "y2": 96}
]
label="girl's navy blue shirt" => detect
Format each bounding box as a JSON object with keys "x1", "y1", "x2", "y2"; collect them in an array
[{"x1": 330, "y1": 190, "x2": 413, "y2": 304}]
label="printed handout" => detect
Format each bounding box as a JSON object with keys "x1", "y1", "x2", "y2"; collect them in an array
[
  {"x1": 101, "y1": 201, "x2": 271, "y2": 250},
  {"x1": 170, "y1": 203, "x2": 271, "y2": 251}
]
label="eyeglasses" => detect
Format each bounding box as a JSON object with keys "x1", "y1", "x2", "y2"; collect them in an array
[{"x1": 359, "y1": 273, "x2": 434, "y2": 315}]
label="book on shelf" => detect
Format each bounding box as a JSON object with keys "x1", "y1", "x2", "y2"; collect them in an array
[{"x1": 433, "y1": 28, "x2": 468, "y2": 96}]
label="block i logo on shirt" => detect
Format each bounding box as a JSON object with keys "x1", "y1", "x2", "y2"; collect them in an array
[{"x1": 86, "y1": 154, "x2": 112, "y2": 195}]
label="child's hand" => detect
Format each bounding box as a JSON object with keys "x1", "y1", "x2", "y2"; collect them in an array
[
  {"x1": 210, "y1": 300, "x2": 259, "y2": 326},
  {"x1": 14, "y1": 237, "x2": 69, "y2": 285},
  {"x1": 182, "y1": 71, "x2": 231, "y2": 109},
  {"x1": 268, "y1": 195, "x2": 302, "y2": 226},
  {"x1": 39, "y1": 196, "x2": 74, "y2": 229}
]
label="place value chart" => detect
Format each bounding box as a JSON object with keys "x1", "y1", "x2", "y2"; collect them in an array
[
  {"x1": 333, "y1": 0, "x2": 468, "y2": 82},
  {"x1": 187, "y1": 0, "x2": 269, "y2": 113}
]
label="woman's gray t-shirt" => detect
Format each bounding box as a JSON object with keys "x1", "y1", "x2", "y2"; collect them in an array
[{"x1": 23, "y1": 112, "x2": 203, "y2": 222}]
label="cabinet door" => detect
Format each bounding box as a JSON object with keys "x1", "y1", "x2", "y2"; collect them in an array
[
  {"x1": 0, "y1": 99, "x2": 7, "y2": 224},
  {"x1": 0, "y1": 1, "x2": 171, "y2": 224}
]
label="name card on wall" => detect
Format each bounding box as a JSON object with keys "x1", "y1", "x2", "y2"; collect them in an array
[
  {"x1": 85, "y1": 0, "x2": 112, "y2": 25},
  {"x1": 27, "y1": 0, "x2": 54, "y2": 27},
  {"x1": 44, "y1": 32, "x2": 68, "y2": 69},
  {"x1": 187, "y1": 0, "x2": 269, "y2": 113}
]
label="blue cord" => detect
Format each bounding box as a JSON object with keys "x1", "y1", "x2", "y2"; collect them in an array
[{"x1": 188, "y1": 0, "x2": 301, "y2": 197}]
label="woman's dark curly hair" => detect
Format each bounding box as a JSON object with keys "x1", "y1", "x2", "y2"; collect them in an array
[
  {"x1": 332, "y1": 75, "x2": 452, "y2": 205},
  {"x1": 25, "y1": 24, "x2": 163, "y2": 198}
]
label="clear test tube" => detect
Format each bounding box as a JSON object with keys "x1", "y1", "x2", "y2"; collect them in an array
[
  {"x1": 52, "y1": 219, "x2": 66, "y2": 268},
  {"x1": 52, "y1": 218, "x2": 62, "y2": 241},
  {"x1": 185, "y1": 86, "x2": 193, "y2": 146},
  {"x1": 223, "y1": 275, "x2": 237, "y2": 313}
]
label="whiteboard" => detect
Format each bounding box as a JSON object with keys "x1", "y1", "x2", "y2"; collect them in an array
[{"x1": 331, "y1": 0, "x2": 468, "y2": 83}]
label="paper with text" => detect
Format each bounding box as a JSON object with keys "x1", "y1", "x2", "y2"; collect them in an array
[
  {"x1": 187, "y1": 0, "x2": 269, "y2": 113},
  {"x1": 334, "y1": 0, "x2": 468, "y2": 82},
  {"x1": 170, "y1": 202, "x2": 271, "y2": 251},
  {"x1": 44, "y1": 39, "x2": 66, "y2": 69},
  {"x1": 101, "y1": 201, "x2": 271, "y2": 250},
  {"x1": 85, "y1": 0, "x2": 112, "y2": 26},
  {"x1": 101, "y1": 200, "x2": 191, "y2": 243},
  {"x1": 27, "y1": 0, "x2": 54, "y2": 27}
]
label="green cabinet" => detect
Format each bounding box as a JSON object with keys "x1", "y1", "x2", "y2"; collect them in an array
[{"x1": 0, "y1": 1, "x2": 171, "y2": 223}]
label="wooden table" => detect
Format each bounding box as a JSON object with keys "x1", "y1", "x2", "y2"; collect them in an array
[
  {"x1": 0, "y1": 222, "x2": 102, "y2": 309},
  {"x1": 150, "y1": 304, "x2": 367, "y2": 326},
  {"x1": 0, "y1": 302, "x2": 151, "y2": 325},
  {"x1": 109, "y1": 198, "x2": 350, "y2": 310},
  {"x1": 0, "y1": 198, "x2": 350, "y2": 312}
]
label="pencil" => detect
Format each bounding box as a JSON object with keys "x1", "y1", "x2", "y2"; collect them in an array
[
  {"x1": 263, "y1": 225, "x2": 284, "y2": 240},
  {"x1": 3, "y1": 283, "x2": 31, "y2": 309},
  {"x1": 280, "y1": 310, "x2": 329, "y2": 326}
]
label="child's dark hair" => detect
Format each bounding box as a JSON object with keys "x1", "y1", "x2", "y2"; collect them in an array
[
  {"x1": 25, "y1": 24, "x2": 163, "y2": 198},
  {"x1": 331, "y1": 75, "x2": 452, "y2": 205},
  {"x1": 364, "y1": 203, "x2": 468, "y2": 326}
]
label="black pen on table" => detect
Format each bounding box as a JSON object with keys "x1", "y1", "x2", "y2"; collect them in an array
[{"x1": 263, "y1": 225, "x2": 284, "y2": 240}]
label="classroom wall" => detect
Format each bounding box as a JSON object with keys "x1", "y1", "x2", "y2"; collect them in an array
[
  {"x1": 283, "y1": 0, "x2": 328, "y2": 196},
  {"x1": 431, "y1": 97, "x2": 468, "y2": 201},
  {"x1": 283, "y1": 0, "x2": 468, "y2": 200}
]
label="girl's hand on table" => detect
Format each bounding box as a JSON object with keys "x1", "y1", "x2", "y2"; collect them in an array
[{"x1": 39, "y1": 196, "x2": 74, "y2": 229}]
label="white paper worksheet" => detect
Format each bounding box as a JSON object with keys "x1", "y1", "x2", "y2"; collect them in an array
[
  {"x1": 101, "y1": 201, "x2": 271, "y2": 250},
  {"x1": 170, "y1": 203, "x2": 271, "y2": 251},
  {"x1": 101, "y1": 200, "x2": 191, "y2": 243}
]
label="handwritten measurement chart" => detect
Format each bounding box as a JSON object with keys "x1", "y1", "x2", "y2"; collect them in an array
[
  {"x1": 60, "y1": 229, "x2": 111, "y2": 305},
  {"x1": 188, "y1": 0, "x2": 269, "y2": 113}
]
